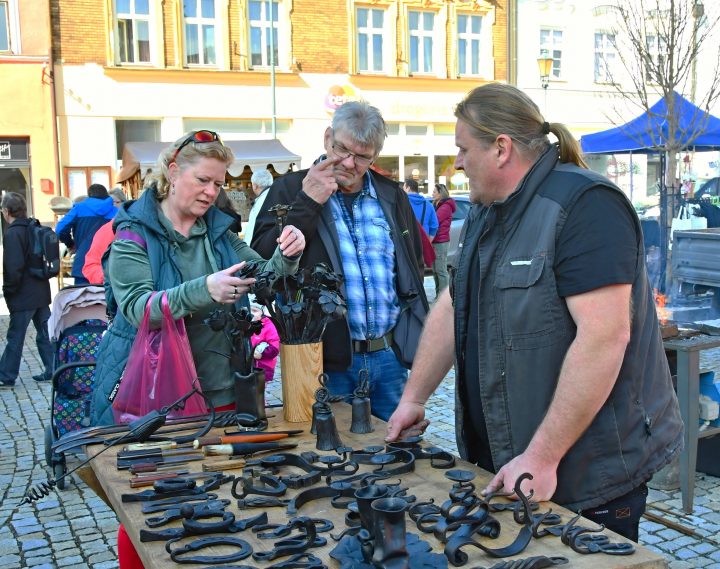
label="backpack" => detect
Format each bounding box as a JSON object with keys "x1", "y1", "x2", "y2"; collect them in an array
[{"x1": 27, "y1": 219, "x2": 61, "y2": 279}]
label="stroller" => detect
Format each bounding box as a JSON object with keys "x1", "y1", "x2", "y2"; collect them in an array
[{"x1": 44, "y1": 285, "x2": 108, "y2": 488}]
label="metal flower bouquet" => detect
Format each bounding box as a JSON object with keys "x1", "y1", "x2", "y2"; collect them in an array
[
  {"x1": 203, "y1": 307, "x2": 267, "y2": 427},
  {"x1": 253, "y1": 204, "x2": 348, "y2": 422}
]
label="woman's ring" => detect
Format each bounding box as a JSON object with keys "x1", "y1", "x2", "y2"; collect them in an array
[
  {"x1": 231, "y1": 292, "x2": 237, "y2": 298},
  {"x1": 233, "y1": 286, "x2": 239, "y2": 295}
]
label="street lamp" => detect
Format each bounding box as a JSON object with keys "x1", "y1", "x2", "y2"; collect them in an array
[{"x1": 537, "y1": 50, "x2": 553, "y2": 90}]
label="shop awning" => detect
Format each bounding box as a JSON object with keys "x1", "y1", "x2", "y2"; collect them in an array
[{"x1": 116, "y1": 139, "x2": 301, "y2": 183}]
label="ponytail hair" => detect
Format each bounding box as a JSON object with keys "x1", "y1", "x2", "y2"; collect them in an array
[{"x1": 455, "y1": 83, "x2": 587, "y2": 168}]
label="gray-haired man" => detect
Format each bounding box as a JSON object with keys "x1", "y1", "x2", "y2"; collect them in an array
[
  {"x1": 243, "y1": 169, "x2": 274, "y2": 245},
  {"x1": 251, "y1": 101, "x2": 429, "y2": 420}
]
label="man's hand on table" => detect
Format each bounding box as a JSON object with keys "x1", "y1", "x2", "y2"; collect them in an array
[
  {"x1": 385, "y1": 401, "x2": 430, "y2": 442},
  {"x1": 482, "y1": 451, "x2": 558, "y2": 502}
]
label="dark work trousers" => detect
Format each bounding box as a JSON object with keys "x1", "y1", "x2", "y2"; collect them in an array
[
  {"x1": 580, "y1": 483, "x2": 648, "y2": 542},
  {"x1": 0, "y1": 306, "x2": 54, "y2": 382}
]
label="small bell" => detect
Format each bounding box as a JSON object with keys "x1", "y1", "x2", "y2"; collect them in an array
[
  {"x1": 350, "y1": 370, "x2": 374, "y2": 434},
  {"x1": 315, "y1": 402, "x2": 343, "y2": 451}
]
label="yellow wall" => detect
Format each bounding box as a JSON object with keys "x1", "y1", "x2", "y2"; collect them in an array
[{"x1": 0, "y1": 61, "x2": 58, "y2": 223}]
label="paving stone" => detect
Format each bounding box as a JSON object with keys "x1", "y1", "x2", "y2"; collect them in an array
[
  {"x1": 21, "y1": 538, "x2": 50, "y2": 551},
  {"x1": 88, "y1": 551, "x2": 117, "y2": 564},
  {"x1": 91, "y1": 561, "x2": 119, "y2": 569}
]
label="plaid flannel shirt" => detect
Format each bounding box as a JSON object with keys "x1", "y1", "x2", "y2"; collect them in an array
[{"x1": 329, "y1": 176, "x2": 400, "y2": 340}]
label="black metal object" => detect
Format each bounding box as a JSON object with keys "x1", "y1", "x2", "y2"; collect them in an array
[
  {"x1": 470, "y1": 555, "x2": 568, "y2": 569},
  {"x1": 351, "y1": 370, "x2": 374, "y2": 434},
  {"x1": 21, "y1": 386, "x2": 215, "y2": 505},
  {"x1": 166, "y1": 535, "x2": 253, "y2": 564},
  {"x1": 251, "y1": 263, "x2": 347, "y2": 344}
]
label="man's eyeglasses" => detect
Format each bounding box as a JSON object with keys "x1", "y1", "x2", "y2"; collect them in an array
[
  {"x1": 331, "y1": 142, "x2": 374, "y2": 167},
  {"x1": 171, "y1": 130, "x2": 222, "y2": 163}
]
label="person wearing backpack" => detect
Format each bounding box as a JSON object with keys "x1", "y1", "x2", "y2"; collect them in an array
[{"x1": 0, "y1": 192, "x2": 54, "y2": 386}]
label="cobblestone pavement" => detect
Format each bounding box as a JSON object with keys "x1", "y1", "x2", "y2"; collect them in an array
[{"x1": 2, "y1": 276, "x2": 720, "y2": 568}]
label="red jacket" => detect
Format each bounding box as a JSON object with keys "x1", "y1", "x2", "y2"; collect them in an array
[
  {"x1": 82, "y1": 220, "x2": 114, "y2": 284},
  {"x1": 433, "y1": 198, "x2": 456, "y2": 244}
]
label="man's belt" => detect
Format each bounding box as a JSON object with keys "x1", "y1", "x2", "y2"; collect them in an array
[{"x1": 352, "y1": 330, "x2": 393, "y2": 353}]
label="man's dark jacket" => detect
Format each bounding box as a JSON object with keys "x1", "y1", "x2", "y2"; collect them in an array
[
  {"x1": 55, "y1": 196, "x2": 116, "y2": 277},
  {"x1": 2, "y1": 218, "x2": 52, "y2": 312},
  {"x1": 251, "y1": 169, "x2": 429, "y2": 371},
  {"x1": 453, "y1": 146, "x2": 683, "y2": 512}
]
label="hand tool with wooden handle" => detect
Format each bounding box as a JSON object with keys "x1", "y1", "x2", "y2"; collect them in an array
[
  {"x1": 193, "y1": 432, "x2": 289, "y2": 448},
  {"x1": 202, "y1": 459, "x2": 247, "y2": 472},
  {"x1": 202, "y1": 442, "x2": 298, "y2": 457},
  {"x1": 124, "y1": 440, "x2": 178, "y2": 452}
]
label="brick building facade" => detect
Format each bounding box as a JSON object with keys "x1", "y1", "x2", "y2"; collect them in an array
[{"x1": 48, "y1": 0, "x2": 510, "y2": 203}]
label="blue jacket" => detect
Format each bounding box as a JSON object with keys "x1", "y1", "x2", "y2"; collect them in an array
[
  {"x1": 407, "y1": 193, "x2": 438, "y2": 237},
  {"x1": 56, "y1": 197, "x2": 117, "y2": 277}
]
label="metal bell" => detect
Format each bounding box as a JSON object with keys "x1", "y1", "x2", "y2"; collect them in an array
[
  {"x1": 315, "y1": 403, "x2": 343, "y2": 451},
  {"x1": 351, "y1": 396, "x2": 374, "y2": 434}
]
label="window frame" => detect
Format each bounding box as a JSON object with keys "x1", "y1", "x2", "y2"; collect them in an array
[
  {"x1": 539, "y1": 28, "x2": 563, "y2": 79},
  {"x1": 0, "y1": 0, "x2": 20, "y2": 54},
  {"x1": 182, "y1": 0, "x2": 222, "y2": 67},
  {"x1": 456, "y1": 12, "x2": 484, "y2": 77},
  {"x1": 114, "y1": 0, "x2": 153, "y2": 65},
  {"x1": 407, "y1": 9, "x2": 436, "y2": 75},
  {"x1": 593, "y1": 31, "x2": 616, "y2": 84},
  {"x1": 355, "y1": 5, "x2": 389, "y2": 74},
  {"x1": 645, "y1": 33, "x2": 666, "y2": 84},
  {"x1": 248, "y1": 0, "x2": 280, "y2": 69}
]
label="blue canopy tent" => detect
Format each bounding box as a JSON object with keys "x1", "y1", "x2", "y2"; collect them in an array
[
  {"x1": 579, "y1": 92, "x2": 720, "y2": 292},
  {"x1": 580, "y1": 91, "x2": 720, "y2": 154}
]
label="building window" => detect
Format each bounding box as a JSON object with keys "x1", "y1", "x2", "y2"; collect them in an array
[
  {"x1": 184, "y1": 0, "x2": 216, "y2": 65},
  {"x1": 594, "y1": 32, "x2": 616, "y2": 83},
  {"x1": 539, "y1": 28, "x2": 563, "y2": 78},
  {"x1": 115, "y1": 119, "x2": 161, "y2": 160},
  {"x1": 116, "y1": 0, "x2": 151, "y2": 63},
  {"x1": 408, "y1": 10, "x2": 434, "y2": 74},
  {"x1": 457, "y1": 13, "x2": 482, "y2": 76},
  {"x1": 645, "y1": 34, "x2": 666, "y2": 83},
  {"x1": 248, "y1": 0, "x2": 278, "y2": 68},
  {"x1": 356, "y1": 6, "x2": 386, "y2": 73},
  {"x1": 0, "y1": 1, "x2": 9, "y2": 52}
]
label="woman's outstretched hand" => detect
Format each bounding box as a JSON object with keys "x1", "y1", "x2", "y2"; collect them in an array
[
  {"x1": 206, "y1": 262, "x2": 255, "y2": 304},
  {"x1": 277, "y1": 224, "x2": 305, "y2": 258}
]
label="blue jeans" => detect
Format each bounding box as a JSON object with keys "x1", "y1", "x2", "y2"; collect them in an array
[
  {"x1": 0, "y1": 305, "x2": 54, "y2": 382},
  {"x1": 326, "y1": 347, "x2": 408, "y2": 421}
]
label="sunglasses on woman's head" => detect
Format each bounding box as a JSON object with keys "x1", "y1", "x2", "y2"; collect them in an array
[{"x1": 171, "y1": 130, "x2": 222, "y2": 163}]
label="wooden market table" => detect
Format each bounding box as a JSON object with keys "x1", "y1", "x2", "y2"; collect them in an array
[{"x1": 87, "y1": 403, "x2": 669, "y2": 569}]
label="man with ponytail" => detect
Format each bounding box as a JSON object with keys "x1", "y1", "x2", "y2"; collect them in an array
[{"x1": 387, "y1": 83, "x2": 682, "y2": 542}]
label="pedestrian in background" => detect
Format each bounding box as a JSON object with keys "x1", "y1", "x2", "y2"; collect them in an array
[
  {"x1": 431, "y1": 183, "x2": 456, "y2": 296},
  {"x1": 404, "y1": 178, "x2": 438, "y2": 238},
  {"x1": 56, "y1": 183, "x2": 117, "y2": 285},
  {"x1": 82, "y1": 189, "x2": 128, "y2": 284},
  {"x1": 0, "y1": 192, "x2": 54, "y2": 386},
  {"x1": 386, "y1": 82, "x2": 683, "y2": 542},
  {"x1": 242, "y1": 169, "x2": 274, "y2": 245}
]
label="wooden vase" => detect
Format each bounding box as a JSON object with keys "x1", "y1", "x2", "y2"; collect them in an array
[{"x1": 280, "y1": 341, "x2": 323, "y2": 423}]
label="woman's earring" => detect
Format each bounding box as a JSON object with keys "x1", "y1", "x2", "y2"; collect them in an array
[{"x1": 171, "y1": 184, "x2": 176, "y2": 195}]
